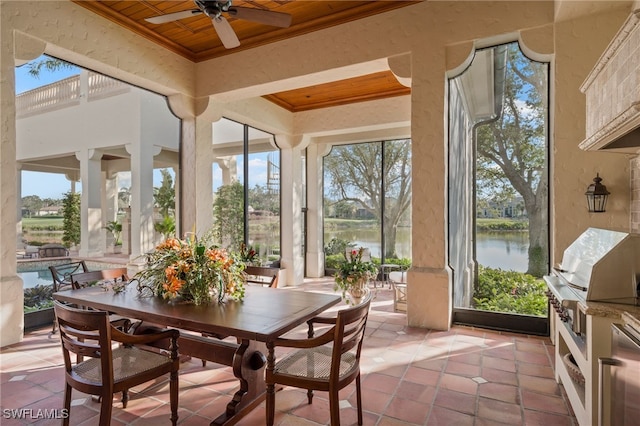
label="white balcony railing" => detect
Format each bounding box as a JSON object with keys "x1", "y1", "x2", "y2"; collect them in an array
[{"x1": 16, "y1": 71, "x2": 129, "y2": 118}]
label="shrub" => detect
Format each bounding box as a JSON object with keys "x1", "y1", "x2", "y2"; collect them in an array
[
  {"x1": 473, "y1": 266, "x2": 547, "y2": 316},
  {"x1": 324, "y1": 237, "x2": 354, "y2": 255}
]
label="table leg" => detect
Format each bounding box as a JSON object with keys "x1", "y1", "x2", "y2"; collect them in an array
[
  {"x1": 211, "y1": 338, "x2": 267, "y2": 426},
  {"x1": 265, "y1": 341, "x2": 276, "y2": 426}
]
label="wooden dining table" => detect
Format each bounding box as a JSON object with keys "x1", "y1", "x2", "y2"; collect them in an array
[{"x1": 53, "y1": 283, "x2": 341, "y2": 425}]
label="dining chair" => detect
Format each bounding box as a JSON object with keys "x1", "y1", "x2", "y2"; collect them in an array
[
  {"x1": 49, "y1": 261, "x2": 90, "y2": 336},
  {"x1": 53, "y1": 300, "x2": 180, "y2": 426},
  {"x1": 265, "y1": 293, "x2": 372, "y2": 426},
  {"x1": 70, "y1": 267, "x2": 129, "y2": 290},
  {"x1": 69, "y1": 268, "x2": 132, "y2": 333},
  {"x1": 49, "y1": 261, "x2": 89, "y2": 292}
]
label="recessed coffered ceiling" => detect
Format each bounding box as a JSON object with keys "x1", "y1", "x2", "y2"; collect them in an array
[{"x1": 72, "y1": 1, "x2": 417, "y2": 111}]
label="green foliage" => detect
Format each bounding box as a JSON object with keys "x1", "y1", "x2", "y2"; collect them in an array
[
  {"x1": 154, "y1": 215, "x2": 176, "y2": 240},
  {"x1": 333, "y1": 247, "x2": 378, "y2": 299},
  {"x1": 325, "y1": 254, "x2": 344, "y2": 269},
  {"x1": 154, "y1": 169, "x2": 175, "y2": 217},
  {"x1": 21, "y1": 195, "x2": 44, "y2": 218},
  {"x1": 476, "y1": 219, "x2": 529, "y2": 231},
  {"x1": 61, "y1": 191, "x2": 81, "y2": 248},
  {"x1": 25, "y1": 56, "x2": 75, "y2": 78},
  {"x1": 324, "y1": 140, "x2": 412, "y2": 258},
  {"x1": 23, "y1": 285, "x2": 54, "y2": 311},
  {"x1": 213, "y1": 182, "x2": 244, "y2": 251},
  {"x1": 324, "y1": 237, "x2": 354, "y2": 255},
  {"x1": 473, "y1": 266, "x2": 547, "y2": 316},
  {"x1": 475, "y1": 43, "x2": 549, "y2": 275},
  {"x1": 104, "y1": 220, "x2": 122, "y2": 245}
]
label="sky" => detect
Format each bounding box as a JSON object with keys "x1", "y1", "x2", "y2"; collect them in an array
[{"x1": 17, "y1": 56, "x2": 82, "y2": 200}]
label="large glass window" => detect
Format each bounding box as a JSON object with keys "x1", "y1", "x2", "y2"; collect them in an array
[
  {"x1": 212, "y1": 118, "x2": 280, "y2": 266},
  {"x1": 448, "y1": 42, "x2": 549, "y2": 334},
  {"x1": 323, "y1": 140, "x2": 412, "y2": 271}
]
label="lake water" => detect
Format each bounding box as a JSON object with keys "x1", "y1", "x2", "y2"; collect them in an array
[
  {"x1": 476, "y1": 231, "x2": 529, "y2": 272},
  {"x1": 325, "y1": 228, "x2": 529, "y2": 272}
]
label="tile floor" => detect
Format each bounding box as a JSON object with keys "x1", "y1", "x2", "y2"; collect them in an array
[{"x1": 1, "y1": 278, "x2": 577, "y2": 425}]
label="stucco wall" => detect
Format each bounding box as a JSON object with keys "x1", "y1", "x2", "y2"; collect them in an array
[
  {"x1": 0, "y1": 0, "x2": 637, "y2": 344},
  {"x1": 553, "y1": 7, "x2": 632, "y2": 265}
]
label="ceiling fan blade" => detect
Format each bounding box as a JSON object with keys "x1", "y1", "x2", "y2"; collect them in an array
[
  {"x1": 146, "y1": 9, "x2": 202, "y2": 24},
  {"x1": 229, "y1": 6, "x2": 292, "y2": 28},
  {"x1": 212, "y1": 16, "x2": 240, "y2": 49}
]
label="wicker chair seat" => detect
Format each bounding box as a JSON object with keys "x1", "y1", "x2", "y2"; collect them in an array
[
  {"x1": 72, "y1": 346, "x2": 172, "y2": 384},
  {"x1": 274, "y1": 346, "x2": 357, "y2": 380}
]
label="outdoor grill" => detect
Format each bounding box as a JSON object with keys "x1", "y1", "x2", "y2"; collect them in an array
[{"x1": 544, "y1": 228, "x2": 640, "y2": 338}]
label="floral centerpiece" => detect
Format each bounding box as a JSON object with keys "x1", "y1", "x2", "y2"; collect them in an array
[
  {"x1": 239, "y1": 243, "x2": 258, "y2": 265},
  {"x1": 134, "y1": 233, "x2": 245, "y2": 305},
  {"x1": 334, "y1": 247, "x2": 378, "y2": 303}
]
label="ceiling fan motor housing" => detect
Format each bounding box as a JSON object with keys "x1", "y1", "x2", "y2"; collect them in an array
[{"x1": 197, "y1": 0, "x2": 232, "y2": 18}]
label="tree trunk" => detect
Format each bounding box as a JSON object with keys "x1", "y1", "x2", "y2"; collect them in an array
[{"x1": 526, "y1": 204, "x2": 548, "y2": 277}]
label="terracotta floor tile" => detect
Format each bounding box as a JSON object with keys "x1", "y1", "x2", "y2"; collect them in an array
[
  {"x1": 438, "y1": 373, "x2": 479, "y2": 395},
  {"x1": 477, "y1": 382, "x2": 520, "y2": 404},
  {"x1": 445, "y1": 359, "x2": 481, "y2": 377},
  {"x1": 480, "y1": 366, "x2": 518, "y2": 386},
  {"x1": 476, "y1": 396, "x2": 524, "y2": 424},
  {"x1": 523, "y1": 408, "x2": 576, "y2": 426},
  {"x1": 432, "y1": 388, "x2": 476, "y2": 415},
  {"x1": 521, "y1": 389, "x2": 570, "y2": 415},
  {"x1": 0, "y1": 278, "x2": 579, "y2": 426},
  {"x1": 518, "y1": 374, "x2": 562, "y2": 396},
  {"x1": 384, "y1": 395, "x2": 431, "y2": 424},
  {"x1": 426, "y1": 405, "x2": 475, "y2": 426}
]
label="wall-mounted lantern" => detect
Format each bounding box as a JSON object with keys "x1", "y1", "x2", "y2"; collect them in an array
[{"x1": 585, "y1": 173, "x2": 610, "y2": 213}]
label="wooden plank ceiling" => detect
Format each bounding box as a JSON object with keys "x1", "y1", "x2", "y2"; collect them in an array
[{"x1": 73, "y1": 1, "x2": 416, "y2": 111}]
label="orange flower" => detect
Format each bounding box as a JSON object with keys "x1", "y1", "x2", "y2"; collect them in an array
[
  {"x1": 157, "y1": 238, "x2": 181, "y2": 251},
  {"x1": 162, "y1": 275, "x2": 185, "y2": 298}
]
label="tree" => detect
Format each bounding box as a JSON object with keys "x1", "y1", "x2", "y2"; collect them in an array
[
  {"x1": 118, "y1": 186, "x2": 131, "y2": 210},
  {"x1": 213, "y1": 181, "x2": 244, "y2": 251},
  {"x1": 476, "y1": 44, "x2": 548, "y2": 277},
  {"x1": 324, "y1": 140, "x2": 412, "y2": 259},
  {"x1": 248, "y1": 184, "x2": 279, "y2": 215},
  {"x1": 24, "y1": 56, "x2": 75, "y2": 78},
  {"x1": 154, "y1": 169, "x2": 175, "y2": 217},
  {"x1": 61, "y1": 191, "x2": 81, "y2": 248},
  {"x1": 21, "y1": 195, "x2": 43, "y2": 218}
]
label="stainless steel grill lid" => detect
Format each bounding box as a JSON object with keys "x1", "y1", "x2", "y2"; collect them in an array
[{"x1": 558, "y1": 228, "x2": 640, "y2": 302}]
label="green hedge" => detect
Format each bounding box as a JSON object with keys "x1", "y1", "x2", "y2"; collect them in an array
[
  {"x1": 476, "y1": 219, "x2": 528, "y2": 231},
  {"x1": 473, "y1": 266, "x2": 547, "y2": 316}
]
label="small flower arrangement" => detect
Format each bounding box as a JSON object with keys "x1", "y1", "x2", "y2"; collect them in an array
[
  {"x1": 134, "y1": 232, "x2": 245, "y2": 305},
  {"x1": 239, "y1": 243, "x2": 258, "y2": 265},
  {"x1": 333, "y1": 247, "x2": 378, "y2": 301}
]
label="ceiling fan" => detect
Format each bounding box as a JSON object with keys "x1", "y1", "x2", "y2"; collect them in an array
[{"x1": 145, "y1": 0, "x2": 292, "y2": 49}]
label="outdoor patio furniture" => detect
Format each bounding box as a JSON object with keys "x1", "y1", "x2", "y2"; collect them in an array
[
  {"x1": 38, "y1": 243, "x2": 69, "y2": 258},
  {"x1": 49, "y1": 261, "x2": 89, "y2": 292},
  {"x1": 244, "y1": 265, "x2": 280, "y2": 288},
  {"x1": 53, "y1": 301, "x2": 180, "y2": 426},
  {"x1": 265, "y1": 293, "x2": 372, "y2": 426}
]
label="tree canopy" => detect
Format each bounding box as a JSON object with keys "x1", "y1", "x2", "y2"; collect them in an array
[
  {"x1": 324, "y1": 140, "x2": 411, "y2": 258},
  {"x1": 476, "y1": 43, "x2": 548, "y2": 277}
]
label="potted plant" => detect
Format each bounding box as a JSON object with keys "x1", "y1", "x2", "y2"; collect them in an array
[
  {"x1": 334, "y1": 247, "x2": 378, "y2": 304},
  {"x1": 104, "y1": 220, "x2": 122, "y2": 253}
]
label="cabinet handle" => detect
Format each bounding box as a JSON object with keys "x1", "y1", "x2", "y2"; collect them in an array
[{"x1": 598, "y1": 357, "x2": 622, "y2": 426}]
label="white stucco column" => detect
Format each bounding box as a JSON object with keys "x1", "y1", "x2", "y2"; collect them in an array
[
  {"x1": 276, "y1": 134, "x2": 308, "y2": 286},
  {"x1": 168, "y1": 94, "x2": 219, "y2": 236},
  {"x1": 407, "y1": 45, "x2": 452, "y2": 331},
  {"x1": 102, "y1": 171, "x2": 119, "y2": 249},
  {"x1": 0, "y1": 23, "x2": 25, "y2": 346},
  {"x1": 16, "y1": 164, "x2": 23, "y2": 245},
  {"x1": 305, "y1": 143, "x2": 332, "y2": 278},
  {"x1": 76, "y1": 148, "x2": 104, "y2": 257},
  {"x1": 126, "y1": 142, "x2": 159, "y2": 264}
]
